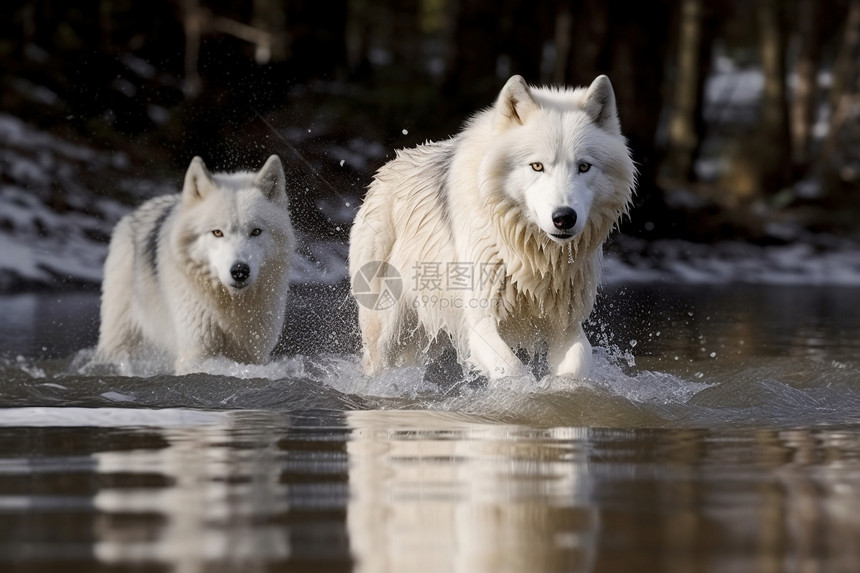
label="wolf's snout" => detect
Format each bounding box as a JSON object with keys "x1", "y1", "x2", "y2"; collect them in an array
[
  {"x1": 230, "y1": 262, "x2": 251, "y2": 282},
  {"x1": 551, "y1": 208, "x2": 577, "y2": 231}
]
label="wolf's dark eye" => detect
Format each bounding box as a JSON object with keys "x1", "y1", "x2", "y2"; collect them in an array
[
  {"x1": 250, "y1": 228, "x2": 262, "y2": 237},
  {"x1": 212, "y1": 230, "x2": 223, "y2": 238},
  {"x1": 530, "y1": 162, "x2": 544, "y2": 172},
  {"x1": 578, "y1": 162, "x2": 592, "y2": 173}
]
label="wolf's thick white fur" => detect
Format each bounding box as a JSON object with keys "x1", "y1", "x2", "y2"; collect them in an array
[
  {"x1": 95, "y1": 155, "x2": 295, "y2": 374},
  {"x1": 350, "y1": 75, "x2": 635, "y2": 379}
]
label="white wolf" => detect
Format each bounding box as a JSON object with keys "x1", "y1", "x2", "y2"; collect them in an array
[
  {"x1": 95, "y1": 155, "x2": 295, "y2": 374},
  {"x1": 350, "y1": 75, "x2": 635, "y2": 379}
]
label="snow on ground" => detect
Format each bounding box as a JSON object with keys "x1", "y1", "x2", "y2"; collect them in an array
[
  {"x1": 605, "y1": 238, "x2": 860, "y2": 286},
  {"x1": 0, "y1": 114, "x2": 147, "y2": 290},
  {"x1": 2, "y1": 113, "x2": 860, "y2": 293},
  {"x1": 0, "y1": 113, "x2": 349, "y2": 290}
]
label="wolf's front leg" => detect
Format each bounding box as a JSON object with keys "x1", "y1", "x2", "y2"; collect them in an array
[
  {"x1": 171, "y1": 317, "x2": 221, "y2": 374},
  {"x1": 173, "y1": 354, "x2": 200, "y2": 375},
  {"x1": 173, "y1": 339, "x2": 210, "y2": 374},
  {"x1": 466, "y1": 315, "x2": 529, "y2": 378},
  {"x1": 356, "y1": 303, "x2": 404, "y2": 376},
  {"x1": 548, "y1": 322, "x2": 593, "y2": 379}
]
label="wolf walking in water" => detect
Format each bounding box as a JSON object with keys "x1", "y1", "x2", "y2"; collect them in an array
[
  {"x1": 350, "y1": 75, "x2": 635, "y2": 379},
  {"x1": 96, "y1": 155, "x2": 295, "y2": 374}
]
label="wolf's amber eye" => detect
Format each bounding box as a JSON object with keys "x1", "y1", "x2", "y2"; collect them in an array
[
  {"x1": 578, "y1": 162, "x2": 592, "y2": 173},
  {"x1": 530, "y1": 162, "x2": 544, "y2": 172},
  {"x1": 250, "y1": 228, "x2": 262, "y2": 237},
  {"x1": 212, "y1": 230, "x2": 223, "y2": 238}
]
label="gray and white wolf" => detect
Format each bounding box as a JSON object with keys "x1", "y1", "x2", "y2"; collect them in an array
[
  {"x1": 349, "y1": 75, "x2": 635, "y2": 379},
  {"x1": 95, "y1": 155, "x2": 295, "y2": 374}
]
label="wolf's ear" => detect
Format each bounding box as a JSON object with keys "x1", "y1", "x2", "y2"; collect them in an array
[
  {"x1": 254, "y1": 155, "x2": 287, "y2": 202},
  {"x1": 495, "y1": 75, "x2": 539, "y2": 130},
  {"x1": 582, "y1": 75, "x2": 621, "y2": 135},
  {"x1": 182, "y1": 156, "x2": 216, "y2": 203}
]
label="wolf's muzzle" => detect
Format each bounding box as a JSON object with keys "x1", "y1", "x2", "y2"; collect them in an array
[
  {"x1": 230, "y1": 262, "x2": 251, "y2": 283},
  {"x1": 551, "y1": 207, "x2": 577, "y2": 231}
]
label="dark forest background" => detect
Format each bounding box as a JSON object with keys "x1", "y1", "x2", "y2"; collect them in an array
[{"x1": 2, "y1": 0, "x2": 859, "y2": 244}]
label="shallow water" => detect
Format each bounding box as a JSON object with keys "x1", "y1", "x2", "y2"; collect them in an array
[{"x1": 1, "y1": 282, "x2": 859, "y2": 572}]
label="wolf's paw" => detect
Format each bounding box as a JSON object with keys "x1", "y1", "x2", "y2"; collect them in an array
[{"x1": 554, "y1": 351, "x2": 592, "y2": 380}]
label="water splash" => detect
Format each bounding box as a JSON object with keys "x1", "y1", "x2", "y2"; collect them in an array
[{"x1": 2, "y1": 345, "x2": 858, "y2": 429}]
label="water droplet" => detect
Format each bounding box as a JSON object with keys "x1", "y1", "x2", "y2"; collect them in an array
[
  {"x1": 339, "y1": 160, "x2": 345, "y2": 167},
  {"x1": 629, "y1": 339, "x2": 637, "y2": 347},
  {"x1": 695, "y1": 372, "x2": 704, "y2": 378},
  {"x1": 402, "y1": 129, "x2": 409, "y2": 135},
  {"x1": 709, "y1": 351, "x2": 716, "y2": 358},
  {"x1": 345, "y1": 201, "x2": 351, "y2": 207}
]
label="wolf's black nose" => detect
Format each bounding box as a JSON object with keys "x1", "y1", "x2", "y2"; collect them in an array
[
  {"x1": 231, "y1": 262, "x2": 251, "y2": 282},
  {"x1": 552, "y1": 208, "x2": 577, "y2": 231}
]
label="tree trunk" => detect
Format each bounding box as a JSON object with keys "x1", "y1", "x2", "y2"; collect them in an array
[
  {"x1": 665, "y1": 0, "x2": 704, "y2": 182},
  {"x1": 566, "y1": 0, "x2": 608, "y2": 88},
  {"x1": 181, "y1": 0, "x2": 202, "y2": 98},
  {"x1": 820, "y1": 0, "x2": 860, "y2": 201},
  {"x1": 790, "y1": 0, "x2": 820, "y2": 171},
  {"x1": 552, "y1": 3, "x2": 573, "y2": 85},
  {"x1": 829, "y1": 0, "x2": 860, "y2": 114},
  {"x1": 756, "y1": 0, "x2": 792, "y2": 193}
]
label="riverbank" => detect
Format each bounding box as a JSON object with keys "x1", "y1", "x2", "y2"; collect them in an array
[{"x1": 3, "y1": 112, "x2": 860, "y2": 293}]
